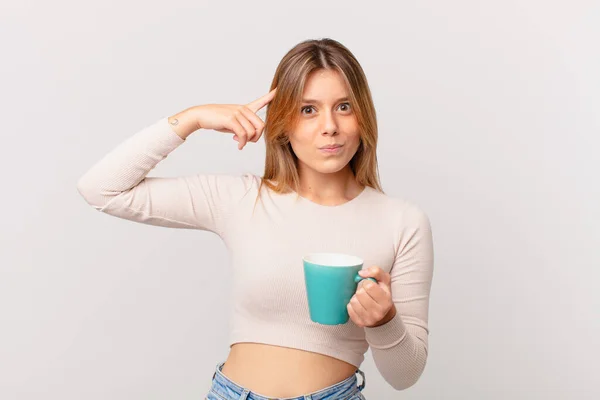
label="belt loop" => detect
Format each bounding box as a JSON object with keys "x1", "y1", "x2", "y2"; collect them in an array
[
  {"x1": 356, "y1": 369, "x2": 366, "y2": 391},
  {"x1": 238, "y1": 389, "x2": 250, "y2": 400},
  {"x1": 304, "y1": 395, "x2": 312, "y2": 400},
  {"x1": 212, "y1": 362, "x2": 220, "y2": 381},
  {"x1": 215, "y1": 361, "x2": 227, "y2": 379}
]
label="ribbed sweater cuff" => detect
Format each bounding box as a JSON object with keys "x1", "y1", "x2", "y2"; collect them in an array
[
  {"x1": 364, "y1": 312, "x2": 408, "y2": 349},
  {"x1": 155, "y1": 116, "x2": 186, "y2": 147}
]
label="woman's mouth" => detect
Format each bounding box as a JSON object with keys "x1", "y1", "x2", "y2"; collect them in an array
[{"x1": 319, "y1": 144, "x2": 343, "y2": 154}]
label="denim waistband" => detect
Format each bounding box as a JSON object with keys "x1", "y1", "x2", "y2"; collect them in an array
[{"x1": 210, "y1": 361, "x2": 366, "y2": 400}]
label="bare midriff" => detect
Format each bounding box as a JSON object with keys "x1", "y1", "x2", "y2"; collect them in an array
[{"x1": 220, "y1": 342, "x2": 358, "y2": 398}]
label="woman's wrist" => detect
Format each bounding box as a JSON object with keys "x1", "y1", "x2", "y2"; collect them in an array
[{"x1": 167, "y1": 107, "x2": 201, "y2": 140}]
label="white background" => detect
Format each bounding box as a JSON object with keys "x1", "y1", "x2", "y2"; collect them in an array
[{"x1": 1, "y1": 1, "x2": 598, "y2": 399}]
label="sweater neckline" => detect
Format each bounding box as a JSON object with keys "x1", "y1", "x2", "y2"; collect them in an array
[{"x1": 289, "y1": 185, "x2": 370, "y2": 209}]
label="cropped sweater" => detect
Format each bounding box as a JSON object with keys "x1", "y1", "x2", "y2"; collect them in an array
[{"x1": 76, "y1": 117, "x2": 435, "y2": 390}]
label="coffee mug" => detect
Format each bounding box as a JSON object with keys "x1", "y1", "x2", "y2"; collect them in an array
[{"x1": 303, "y1": 253, "x2": 377, "y2": 325}]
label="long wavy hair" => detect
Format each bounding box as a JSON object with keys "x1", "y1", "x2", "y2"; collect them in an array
[{"x1": 258, "y1": 38, "x2": 383, "y2": 199}]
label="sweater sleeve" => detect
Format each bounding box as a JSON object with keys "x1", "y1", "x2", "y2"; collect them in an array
[
  {"x1": 76, "y1": 117, "x2": 253, "y2": 237},
  {"x1": 364, "y1": 205, "x2": 434, "y2": 390}
]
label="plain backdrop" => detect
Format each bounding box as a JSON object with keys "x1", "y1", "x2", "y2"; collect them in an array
[{"x1": 0, "y1": 1, "x2": 598, "y2": 399}]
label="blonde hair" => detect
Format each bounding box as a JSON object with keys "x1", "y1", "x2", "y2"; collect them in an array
[{"x1": 258, "y1": 38, "x2": 383, "y2": 200}]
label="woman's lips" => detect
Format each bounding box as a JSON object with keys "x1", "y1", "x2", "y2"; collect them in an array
[{"x1": 319, "y1": 145, "x2": 343, "y2": 154}]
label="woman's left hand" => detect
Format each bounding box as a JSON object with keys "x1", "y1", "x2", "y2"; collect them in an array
[{"x1": 347, "y1": 266, "x2": 397, "y2": 328}]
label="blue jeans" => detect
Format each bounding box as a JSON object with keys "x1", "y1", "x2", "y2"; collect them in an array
[{"x1": 205, "y1": 361, "x2": 367, "y2": 400}]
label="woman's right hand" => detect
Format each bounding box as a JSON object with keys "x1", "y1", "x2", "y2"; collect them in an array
[{"x1": 193, "y1": 88, "x2": 277, "y2": 150}]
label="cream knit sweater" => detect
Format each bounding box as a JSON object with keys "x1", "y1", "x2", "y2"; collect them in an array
[{"x1": 76, "y1": 117, "x2": 435, "y2": 390}]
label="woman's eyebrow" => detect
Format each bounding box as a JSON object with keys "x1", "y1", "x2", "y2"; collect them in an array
[{"x1": 301, "y1": 97, "x2": 349, "y2": 104}]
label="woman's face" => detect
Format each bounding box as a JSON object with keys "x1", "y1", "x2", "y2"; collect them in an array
[{"x1": 287, "y1": 69, "x2": 361, "y2": 176}]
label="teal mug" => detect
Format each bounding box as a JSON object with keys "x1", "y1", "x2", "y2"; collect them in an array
[{"x1": 303, "y1": 253, "x2": 377, "y2": 325}]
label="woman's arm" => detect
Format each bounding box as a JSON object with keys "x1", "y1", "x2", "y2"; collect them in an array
[
  {"x1": 76, "y1": 109, "x2": 251, "y2": 237},
  {"x1": 168, "y1": 106, "x2": 202, "y2": 140},
  {"x1": 77, "y1": 90, "x2": 276, "y2": 236},
  {"x1": 364, "y1": 207, "x2": 434, "y2": 390}
]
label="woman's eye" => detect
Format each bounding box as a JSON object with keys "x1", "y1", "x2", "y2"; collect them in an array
[
  {"x1": 301, "y1": 103, "x2": 351, "y2": 115},
  {"x1": 301, "y1": 106, "x2": 314, "y2": 115}
]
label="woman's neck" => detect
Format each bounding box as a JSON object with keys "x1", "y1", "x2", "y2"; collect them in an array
[{"x1": 296, "y1": 167, "x2": 364, "y2": 206}]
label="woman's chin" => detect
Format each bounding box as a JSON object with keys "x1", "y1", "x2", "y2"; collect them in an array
[{"x1": 312, "y1": 162, "x2": 351, "y2": 175}]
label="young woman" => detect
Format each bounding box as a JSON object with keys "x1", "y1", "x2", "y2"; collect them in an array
[{"x1": 77, "y1": 38, "x2": 434, "y2": 400}]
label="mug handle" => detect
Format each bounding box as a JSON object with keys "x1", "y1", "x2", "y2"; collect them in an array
[{"x1": 354, "y1": 275, "x2": 377, "y2": 284}]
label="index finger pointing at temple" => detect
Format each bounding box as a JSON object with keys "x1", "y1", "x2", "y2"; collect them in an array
[{"x1": 246, "y1": 88, "x2": 277, "y2": 113}]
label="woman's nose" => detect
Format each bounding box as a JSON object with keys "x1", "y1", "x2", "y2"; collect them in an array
[{"x1": 321, "y1": 110, "x2": 338, "y2": 135}]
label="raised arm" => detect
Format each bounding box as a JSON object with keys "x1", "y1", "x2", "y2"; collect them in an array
[{"x1": 76, "y1": 89, "x2": 277, "y2": 237}]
